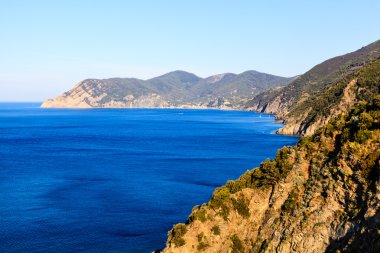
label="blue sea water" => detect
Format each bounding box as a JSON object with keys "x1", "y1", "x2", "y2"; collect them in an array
[{"x1": 0, "y1": 103, "x2": 298, "y2": 253}]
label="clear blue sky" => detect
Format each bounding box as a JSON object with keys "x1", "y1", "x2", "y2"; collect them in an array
[{"x1": 0, "y1": 0, "x2": 379, "y2": 101}]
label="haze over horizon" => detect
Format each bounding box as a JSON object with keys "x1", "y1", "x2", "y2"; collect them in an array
[{"x1": 0, "y1": 0, "x2": 379, "y2": 101}]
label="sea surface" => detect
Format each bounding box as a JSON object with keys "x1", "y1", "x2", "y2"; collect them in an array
[{"x1": 0, "y1": 103, "x2": 298, "y2": 252}]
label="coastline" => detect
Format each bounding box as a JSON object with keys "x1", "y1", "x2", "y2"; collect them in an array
[{"x1": 40, "y1": 103, "x2": 298, "y2": 137}]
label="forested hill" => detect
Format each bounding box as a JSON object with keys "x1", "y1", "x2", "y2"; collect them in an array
[
  {"x1": 246, "y1": 40, "x2": 380, "y2": 136},
  {"x1": 41, "y1": 70, "x2": 294, "y2": 109}
]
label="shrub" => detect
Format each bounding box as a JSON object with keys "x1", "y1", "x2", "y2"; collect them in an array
[
  {"x1": 211, "y1": 225, "x2": 221, "y2": 235},
  {"x1": 168, "y1": 223, "x2": 187, "y2": 247},
  {"x1": 281, "y1": 188, "x2": 300, "y2": 214},
  {"x1": 354, "y1": 129, "x2": 372, "y2": 143},
  {"x1": 231, "y1": 196, "x2": 250, "y2": 218},
  {"x1": 188, "y1": 207, "x2": 207, "y2": 223},
  {"x1": 358, "y1": 112, "x2": 373, "y2": 129},
  {"x1": 197, "y1": 241, "x2": 209, "y2": 251},
  {"x1": 231, "y1": 234, "x2": 244, "y2": 253},
  {"x1": 196, "y1": 232, "x2": 209, "y2": 251},
  {"x1": 373, "y1": 95, "x2": 380, "y2": 109},
  {"x1": 210, "y1": 186, "x2": 230, "y2": 208},
  {"x1": 197, "y1": 232, "x2": 204, "y2": 242},
  {"x1": 219, "y1": 204, "x2": 230, "y2": 221}
]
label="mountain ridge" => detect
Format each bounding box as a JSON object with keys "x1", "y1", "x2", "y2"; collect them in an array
[{"x1": 41, "y1": 70, "x2": 295, "y2": 109}]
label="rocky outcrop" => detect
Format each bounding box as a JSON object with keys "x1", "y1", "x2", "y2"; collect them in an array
[
  {"x1": 246, "y1": 94, "x2": 293, "y2": 119},
  {"x1": 41, "y1": 79, "x2": 172, "y2": 108},
  {"x1": 163, "y1": 97, "x2": 380, "y2": 253}
]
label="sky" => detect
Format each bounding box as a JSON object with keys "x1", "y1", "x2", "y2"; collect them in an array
[{"x1": 0, "y1": 0, "x2": 379, "y2": 101}]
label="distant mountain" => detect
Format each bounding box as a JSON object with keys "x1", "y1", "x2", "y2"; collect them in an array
[
  {"x1": 41, "y1": 70, "x2": 295, "y2": 109},
  {"x1": 246, "y1": 39, "x2": 380, "y2": 135}
]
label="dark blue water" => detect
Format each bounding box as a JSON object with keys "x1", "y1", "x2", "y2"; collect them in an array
[{"x1": 0, "y1": 103, "x2": 298, "y2": 252}]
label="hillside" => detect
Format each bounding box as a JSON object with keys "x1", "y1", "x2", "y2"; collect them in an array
[
  {"x1": 246, "y1": 40, "x2": 380, "y2": 135},
  {"x1": 162, "y1": 44, "x2": 380, "y2": 252},
  {"x1": 163, "y1": 95, "x2": 380, "y2": 253},
  {"x1": 41, "y1": 71, "x2": 294, "y2": 109}
]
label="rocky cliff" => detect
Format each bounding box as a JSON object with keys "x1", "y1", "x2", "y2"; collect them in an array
[
  {"x1": 161, "y1": 40, "x2": 380, "y2": 253},
  {"x1": 246, "y1": 40, "x2": 380, "y2": 136},
  {"x1": 163, "y1": 95, "x2": 380, "y2": 253},
  {"x1": 277, "y1": 59, "x2": 380, "y2": 136},
  {"x1": 41, "y1": 70, "x2": 294, "y2": 109}
]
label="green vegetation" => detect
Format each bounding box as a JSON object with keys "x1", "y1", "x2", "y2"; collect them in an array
[
  {"x1": 209, "y1": 187, "x2": 230, "y2": 208},
  {"x1": 231, "y1": 234, "x2": 244, "y2": 253},
  {"x1": 335, "y1": 95, "x2": 380, "y2": 179},
  {"x1": 196, "y1": 232, "x2": 209, "y2": 251},
  {"x1": 231, "y1": 196, "x2": 250, "y2": 218},
  {"x1": 188, "y1": 206, "x2": 207, "y2": 223},
  {"x1": 185, "y1": 94, "x2": 379, "y2": 246},
  {"x1": 219, "y1": 204, "x2": 230, "y2": 221},
  {"x1": 208, "y1": 146, "x2": 295, "y2": 219},
  {"x1": 211, "y1": 225, "x2": 221, "y2": 235},
  {"x1": 47, "y1": 69, "x2": 294, "y2": 109},
  {"x1": 281, "y1": 188, "x2": 300, "y2": 214},
  {"x1": 206, "y1": 144, "x2": 296, "y2": 220},
  {"x1": 197, "y1": 241, "x2": 209, "y2": 251},
  {"x1": 209, "y1": 187, "x2": 231, "y2": 220},
  {"x1": 246, "y1": 40, "x2": 380, "y2": 136},
  {"x1": 287, "y1": 58, "x2": 380, "y2": 135},
  {"x1": 167, "y1": 223, "x2": 187, "y2": 247},
  {"x1": 197, "y1": 232, "x2": 204, "y2": 242},
  {"x1": 356, "y1": 60, "x2": 380, "y2": 100},
  {"x1": 167, "y1": 94, "x2": 380, "y2": 251}
]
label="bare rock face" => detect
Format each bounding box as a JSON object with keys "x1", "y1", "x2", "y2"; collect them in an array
[
  {"x1": 163, "y1": 99, "x2": 380, "y2": 253},
  {"x1": 41, "y1": 81, "x2": 96, "y2": 108},
  {"x1": 41, "y1": 80, "x2": 172, "y2": 108}
]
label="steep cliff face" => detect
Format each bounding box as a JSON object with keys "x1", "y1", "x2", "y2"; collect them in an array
[
  {"x1": 246, "y1": 40, "x2": 380, "y2": 136},
  {"x1": 163, "y1": 97, "x2": 380, "y2": 253},
  {"x1": 41, "y1": 70, "x2": 294, "y2": 109},
  {"x1": 276, "y1": 78, "x2": 357, "y2": 136},
  {"x1": 281, "y1": 59, "x2": 380, "y2": 136}
]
